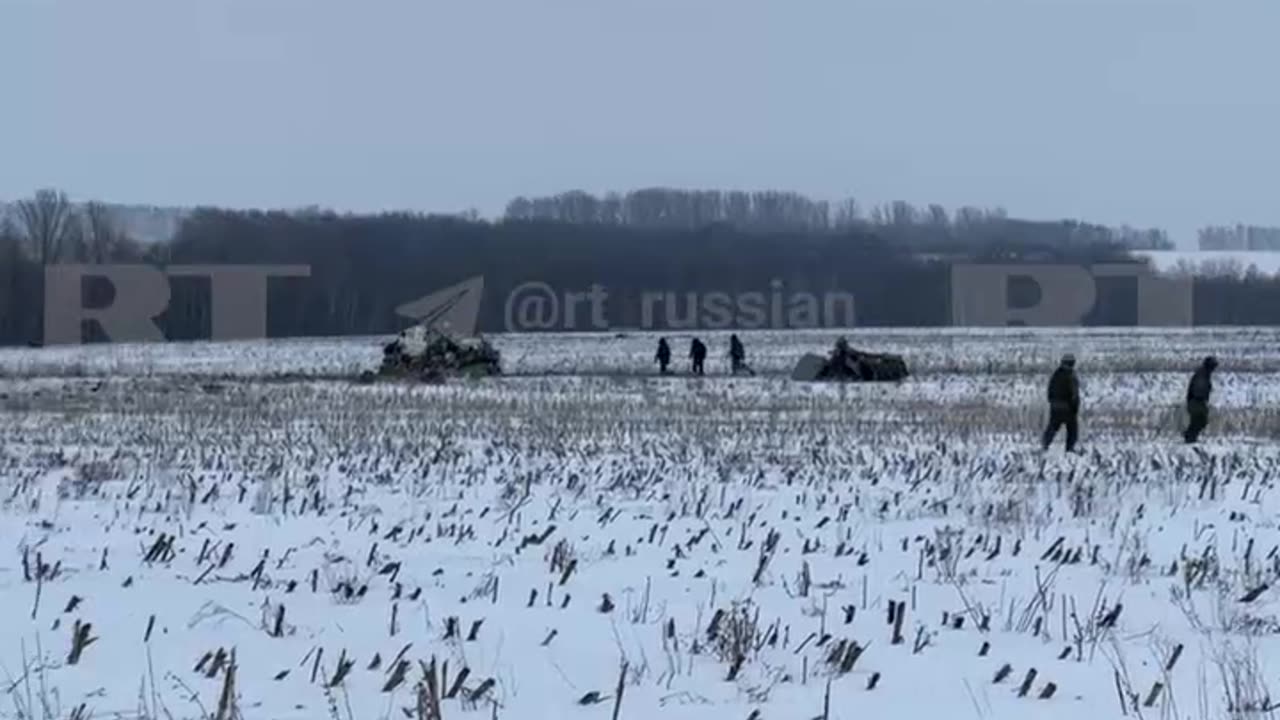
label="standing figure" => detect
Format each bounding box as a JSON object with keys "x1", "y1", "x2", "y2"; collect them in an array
[
  {"x1": 689, "y1": 337, "x2": 707, "y2": 375},
  {"x1": 729, "y1": 333, "x2": 752, "y2": 375},
  {"x1": 1042, "y1": 353, "x2": 1081, "y2": 453},
  {"x1": 833, "y1": 336, "x2": 850, "y2": 361},
  {"x1": 655, "y1": 337, "x2": 672, "y2": 374},
  {"x1": 1184, "y1": 355, "x2": 1218, "y2": 443},
  {"x1": 826, "y1": 336, "x2": 863, "y2": 379}
]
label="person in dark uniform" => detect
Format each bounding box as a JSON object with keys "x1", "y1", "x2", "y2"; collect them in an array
[
  {"x1": 729, "y1": 334, "x2": 752, "y2": 375},
  {"x1": 655, "y1": 337, "x2": 672, "y2": 374},
  {"x1": 833, "y1": 336, "x2": 850, "y2": 362},
  {"x1": 1184, "y1": 355, "x2": 1218, "y2": 443},
  {"x1": 1042, "y1": 353, "x2": 1081, "y2": 453},
  {"x1": 689, "y1": 337, "x2": 707, "y2": 375},
  {"x1": 827, "y1": 336, "x2": 863, "y2": 379}
]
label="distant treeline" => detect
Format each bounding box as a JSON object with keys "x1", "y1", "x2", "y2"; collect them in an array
[
  {"x1": 1198, "y1": 224, "x2": 1280, "y2": 251},
  {"x1": 1, "y1": 187, "x2": 1279, "y2": 345}
]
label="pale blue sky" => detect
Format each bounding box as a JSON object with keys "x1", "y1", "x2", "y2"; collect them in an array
[{"x1": 3, "y1": 0, "x2": 1277, "y2": 246}]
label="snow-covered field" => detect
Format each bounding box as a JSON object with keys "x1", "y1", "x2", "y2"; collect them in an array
[
  {"x1": 1137, "y1": 250, "x2": 1280, "y2": 277},
  {"x1": 5, "y1": 327, "x2": 1280, "y2": 379},
  {"x1": 2, "y1": 328, "x2": 1280, "y2": 720}
]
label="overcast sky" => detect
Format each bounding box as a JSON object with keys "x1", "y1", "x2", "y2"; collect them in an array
[{"x1": 3, "y1": 0, "x2": 1277, "y2": 247}]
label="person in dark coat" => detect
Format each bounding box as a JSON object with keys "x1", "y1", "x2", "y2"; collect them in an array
[
  {"x1": 729, "y1": 334, "x2": 752, "y2": 375},
  {"x1": 1042, "y1": 353, "x2": 1081, "y2": 453},
  {"x1": 833, "y1": 336, "x2": 850, "y2": 362},
  {"x1": 655, "y1": 337, "x2": 672, "y2": 374},
  {"x1": 826, "y1": 335, "x2": 865, "y2": 379},
  {"x1": 689, "y1": 337, "x2": 707, "y2": 375},
  {"x1": 1184, "y1": 355, "x2": 1218, "y2": 443}
]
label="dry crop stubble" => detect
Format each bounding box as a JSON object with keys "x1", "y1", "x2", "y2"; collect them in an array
[
  {"x1": 5, "y1": 326, "x2": 1280, "y2": 379},
  {"x1": 1, "y1": 328, "x2": 1279, "y2": 719}
]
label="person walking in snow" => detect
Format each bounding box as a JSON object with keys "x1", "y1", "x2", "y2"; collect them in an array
[
  {"x1": 1042, "y1": 353, "x2": 1081, "y2": 453},
  {"x1": 1184, "y1": 355, "x2": 1218, "y2": 443},
  {"x1": 655, "y1": 337, "x2": 672, "y2": 374},
  {"x1": 689, "y1": 337, "x2": 707, "y2": 375},
  {"x1": 729, "y1": 333, "x2": 752, "y2": 375}
]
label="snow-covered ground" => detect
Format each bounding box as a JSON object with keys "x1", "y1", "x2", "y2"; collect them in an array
[
  {"x1": 4, "y1": 326, "x2": 1280, "y2": 379},
  {"x1": 2, "y1": 328, "x2": 1280, "y2": 720},
  {"x1": 1137, "y1": 250, "x2": 1280, "y2": 277}
]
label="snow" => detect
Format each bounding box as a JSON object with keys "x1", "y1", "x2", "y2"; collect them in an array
[
  {"x1": 3, "y1": 327, "x2": 1280, "y2": 380},
  {"x1": 2, "y1": 328, "x2": 1280, "y2": 720}
]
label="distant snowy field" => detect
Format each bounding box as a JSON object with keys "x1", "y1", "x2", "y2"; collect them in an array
[
  {"x1": 1137, "y1": 249, "x2": 1280, "y2": 276},
  {"x1": 4, "y1": 326, "x2": 1280, "y2": 378},
  {"x1": 2, "y1": 328, "x2": 1280, "y2": 720}
]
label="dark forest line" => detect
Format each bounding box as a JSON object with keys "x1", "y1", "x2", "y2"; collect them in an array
[{"x1": 2, "y1": 187, "x2": 1279, "y2": 345}]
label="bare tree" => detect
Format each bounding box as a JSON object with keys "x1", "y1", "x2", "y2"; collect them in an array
[
  {"x1": 79, "y1": 201, "x2": 127, "y2": 263},
  {"x1": 890, "y1": 200, "x2": 918, "y2": 225},
  {"x1": 0, "y1": 218, "x2": 22, "y2": 338},
  {"x1": 834, "y1": 198, "x2": 861, "y2": 228},
  {"x1": 15, "y1": 188, "x2": 75, "y2": 265}
]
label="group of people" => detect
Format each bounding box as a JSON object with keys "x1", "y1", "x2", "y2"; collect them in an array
[
  {"x1": 1042, "y1": 353, "x2": 1219, "y2": 450},
  {"x1": 650, "y1": 333, "x2": 1223, "y2": 448},
  {"x1": 654, "y1": 334, "x2": 753, "y2": 376}
]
